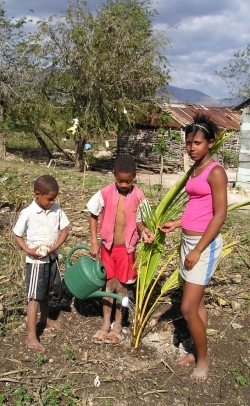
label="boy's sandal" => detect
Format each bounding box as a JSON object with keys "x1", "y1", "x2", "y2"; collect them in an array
[
  {"x1": 92, "y1": 330, "x2": 109, "y2": 344},
  {"x1": 103, "y1": 331, "x2": 123, "y2": 345}
]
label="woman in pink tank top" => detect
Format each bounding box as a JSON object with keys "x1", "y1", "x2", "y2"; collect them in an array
[{"x1": 159, "y1": 113, "x2": 228, "y2": 382}]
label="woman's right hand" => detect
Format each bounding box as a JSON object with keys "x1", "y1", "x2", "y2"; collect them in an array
[{"x1": 158, "y1": 220, "x2": 177, "y2": 233}]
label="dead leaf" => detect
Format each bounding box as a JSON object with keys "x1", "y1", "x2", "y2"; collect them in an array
[
  {"x1": 206, "y1": 328, "x2": 218, "y2": 336},
  {"x1": 217, "y1": 297, "x2": 228, "y2": 307}
]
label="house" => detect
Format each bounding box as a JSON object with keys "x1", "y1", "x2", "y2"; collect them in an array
[
  {"x1": 117, "y1": 102, "x2": 241, "y2": 173},
  {"x1": 234, "y1": 97, "x2": 250, "y2": 190}
]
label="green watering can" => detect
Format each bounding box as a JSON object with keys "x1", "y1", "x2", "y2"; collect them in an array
[{"x1": 64, "y1": 245, "x2": 129, "y2": 307}]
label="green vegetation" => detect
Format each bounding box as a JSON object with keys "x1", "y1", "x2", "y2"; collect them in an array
[
  {"x1": 222, "y1": 148, "x2": 239, "y2": 169},
  {"x1": 0, "y1": 394, "x2": 5, "y2": 405},
  {"x1": 62, "y1": 344, "x2": 76, "y2": 360},
  {"x1": 41, "y1": 384, "x2": 78, "y2": 406},
  {"x1": 34, "y1": 353, "x2": 47, "y2": 366},
  {"x1": 216, "y1": 43, "x2": 250, "y2": 100},
  {"x1": 12, "y1": 386, "x2": 32, "y2": 406}
]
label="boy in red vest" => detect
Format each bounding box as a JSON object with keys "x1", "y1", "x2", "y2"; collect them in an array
[{"x1": 87, "y1": 155, "x2": 154, "y2": 344}]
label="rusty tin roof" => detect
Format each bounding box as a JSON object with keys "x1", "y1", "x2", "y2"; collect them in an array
[{"x1": 139, "y1": 102, "x2": 241, "y2": 131}]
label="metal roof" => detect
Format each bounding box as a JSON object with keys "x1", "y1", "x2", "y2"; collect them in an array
[
  {"x1": 234, "y1": 97, "x2": 250, "y2": 110},
  {"x1": 163, "y1": 103, "x2": 240, "y2": 130},
  {"x1": 139, "y1": 102, "x2": 240, "y2": 131}
]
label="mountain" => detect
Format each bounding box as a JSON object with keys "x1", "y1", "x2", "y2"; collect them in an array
[{"x1": 165, "y1": 85, "x2": 240, "y2": 107}]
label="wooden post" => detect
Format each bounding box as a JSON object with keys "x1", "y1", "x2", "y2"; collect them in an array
[{"x1": 183, "y1": 153, "x2": 190, "y2": 172}]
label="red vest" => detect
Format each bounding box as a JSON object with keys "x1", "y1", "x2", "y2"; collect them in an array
[{"x1": 99, "y1": 183, "x2": 145, "y2": 253}]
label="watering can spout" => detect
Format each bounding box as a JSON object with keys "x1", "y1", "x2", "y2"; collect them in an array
[{"x1": 86, "y1": 291, "x2": 129, "y2": 307}]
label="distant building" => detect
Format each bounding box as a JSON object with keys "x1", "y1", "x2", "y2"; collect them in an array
[
  {"x1": 118, "y1": 102, "x2": 241, "y2": 173},
  {"x1": 234, "y1": 98, "x2": 250, "y2": 190}
]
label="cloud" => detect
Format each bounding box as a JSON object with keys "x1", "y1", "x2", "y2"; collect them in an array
[
  {"x1": 153, "y1": 0, "x2": 250, "y2": 98},
  {"x1": 3, "y1": 0, "x2": 250, "y2": 99}
]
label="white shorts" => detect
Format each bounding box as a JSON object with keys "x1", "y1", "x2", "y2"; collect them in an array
[{"x1": 180, "y1": 233, "x2": 223, "y2": 285}]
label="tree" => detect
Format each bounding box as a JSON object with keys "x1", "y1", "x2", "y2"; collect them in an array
[
  {"x1": 0, "y1": 4, "x2": 27, "y2": 119},
  {"x1": 216, "y1": 44, "x2": 250, "y2": 101},
  {"x1": 0, "y1": 3, "x2": 29, "y2": 154},
  {"x1": 15, "y1": 0, "x2": 171, "y2": 170}
]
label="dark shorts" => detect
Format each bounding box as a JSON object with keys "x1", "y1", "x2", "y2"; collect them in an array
[{"x1": 26, "y1": 257, "x2": 62, "y2": 301}]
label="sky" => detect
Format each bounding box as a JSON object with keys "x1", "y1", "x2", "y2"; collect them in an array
[{"x1": 3, "y1": 0, "x2": 250, "y2": 99}]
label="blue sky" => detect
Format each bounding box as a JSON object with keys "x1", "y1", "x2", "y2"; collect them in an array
[{"x1": 4, "y1": 0, "x2": 250, "y2": 99}]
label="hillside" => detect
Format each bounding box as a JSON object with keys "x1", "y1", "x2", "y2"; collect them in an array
[{"x1": 165, "y1": 85, "x2": 240, "y2": 107}]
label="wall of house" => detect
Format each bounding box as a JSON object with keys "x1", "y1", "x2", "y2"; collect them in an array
[
  {"x1": 117, "y1": 129, "x2": 240, "y2": 173},
  {"x1": 236, "y1": 106, "x2": 250, "y2": 189}
]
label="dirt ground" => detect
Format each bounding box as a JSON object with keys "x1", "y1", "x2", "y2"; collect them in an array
[{"x1": 1, "y1": 159, "x2": 250, "y2": 406}]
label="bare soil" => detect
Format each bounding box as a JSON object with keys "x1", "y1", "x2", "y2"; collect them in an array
[{"x1": 1, "y1": 156, "x2": 250, "y2": 406}]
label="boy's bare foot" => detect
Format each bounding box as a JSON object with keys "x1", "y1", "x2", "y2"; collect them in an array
[
  {"x1": 46, "y1": 319, "x2": 61, "y2": 330},
  {"x1": 25, "y1": 336, "x2": 44, "y2": 351},
  {"x1": 177, "y1": 353, "x2": 196, "y2": 365},
  {"x1": 191, "y1": 360, "x2": 211, "y2": 382}
]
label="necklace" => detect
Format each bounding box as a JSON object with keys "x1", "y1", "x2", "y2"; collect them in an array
[{"x1": 193, "y1": 158, "x2": 212, "y2": 177}]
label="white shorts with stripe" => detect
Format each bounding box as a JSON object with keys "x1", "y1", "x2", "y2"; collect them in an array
[{"x1": 180, "y1": 233, "x2": 223, "y2": 285}]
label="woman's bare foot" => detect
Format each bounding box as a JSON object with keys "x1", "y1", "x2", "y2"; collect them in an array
[
  {"x1": 46, "y1": 318, "x2": 61, "y2": 330},
  {"x1": 177, "y1": 353, "x2": 196, "y2": 365},
  {"x1": 191, "y1": 359, "x2": 211, "y2": 382},
  {"x1": 25, "y1": 336, "x2": 44, "y2": 351}
]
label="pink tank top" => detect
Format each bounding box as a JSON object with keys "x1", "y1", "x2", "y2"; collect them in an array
[{"x1": 181, "y1": 162, "x2": 221, "y2": 232}]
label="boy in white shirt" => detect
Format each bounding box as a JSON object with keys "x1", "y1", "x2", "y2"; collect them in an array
[{"x1": 13, "y1": 175, "x2": 69, "y2": 350}]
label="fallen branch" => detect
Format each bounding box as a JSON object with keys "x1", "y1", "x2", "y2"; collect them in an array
[
  {"x1": 144, "y1": 389, "x2": 169, "y2": 395},
  {"x1": 161, "y1": 360, "x2": 175, "y2": 374},
  {"x1": 0, "y1": 377, "x2": 19, "y2": 382},
  {"x1": 0, "y1": 368, "x2": 29, "y2": 377},
  {"x1": 220, "y1": 309, "x2": 241, "y2": 338}
]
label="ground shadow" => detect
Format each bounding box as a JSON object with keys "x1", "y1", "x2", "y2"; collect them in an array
[
  {"x1": 159, "y1": 288, "x2": 192, "y2": 352},
  {"x1": 48, "y1": 280, "x2": 73, "y2": 320},
  {"x1": 72, "y1": 283, "x2": 135, "y2": 327}
]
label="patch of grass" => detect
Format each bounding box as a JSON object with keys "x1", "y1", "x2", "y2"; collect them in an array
[
  {"x1": 235, "y1": 375, "x2": 247, "y2": 386},
  {"x1": 229, "y1": 364, "x2": 248, "y2": 388},
  {"x1": 41, "y1": 387, "x2": 60, "y2": 406},
  {"x1": 41, "y1": 383, "x2": 78, "y2": 406},
  {"x1": 118, "y1": 390, "x2": 125, "y2": 399},
  {"x1": 33, "y1": 353, "x2": 47, "y2": 366},
  {"x1": 12, "y1": 386, "x2": 33, "y2": 405},
  {"x1": 0, "y1": 394, "x2": 5, "y2": 405},
  {"x1": 62, "y1": 344, "x2": 76, "y2": 360}
]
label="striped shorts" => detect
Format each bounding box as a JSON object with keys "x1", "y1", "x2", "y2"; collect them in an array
[
  {"x1": 26, "y1": 257, "x2": 62, "y2": 300},
  {"x1": 180, "y1": 233, "x2": 223, "y2": 285}
]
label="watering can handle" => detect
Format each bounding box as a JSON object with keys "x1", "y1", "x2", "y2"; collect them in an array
[{"x1": 65, "y1": 245, "x2": 90, "y2": 268}]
